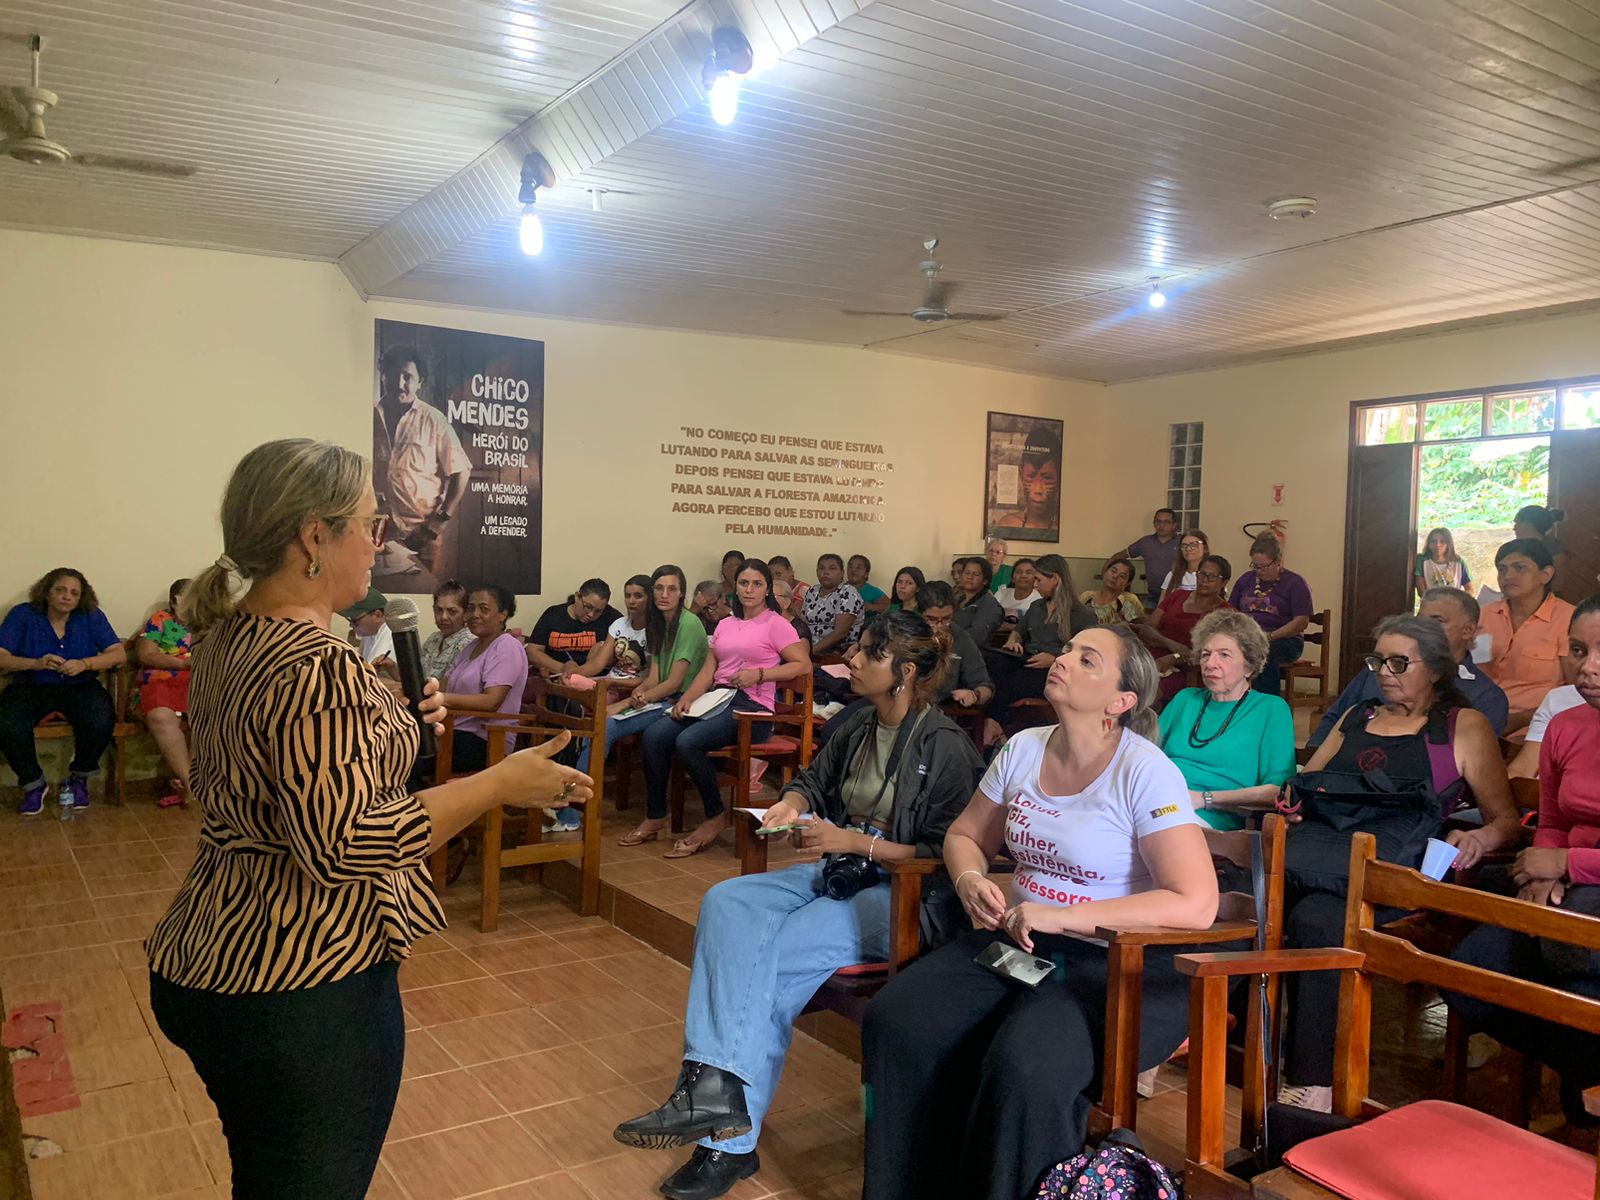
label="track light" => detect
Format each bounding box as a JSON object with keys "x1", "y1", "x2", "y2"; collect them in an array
[
  {"x1": 703, "y1": 28, "x2": 753, "y2": 126},
  {"x1": 1147, "y1": 277, "x2": 1167, "y2": 310},
  {"x1": 517, "y1": 152, "x2": 555, "y2": 256}
]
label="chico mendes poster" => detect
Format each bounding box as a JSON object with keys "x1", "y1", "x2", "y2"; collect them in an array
[{"x1": 371, "y1": 319, "x2": 544, "y2": 595}]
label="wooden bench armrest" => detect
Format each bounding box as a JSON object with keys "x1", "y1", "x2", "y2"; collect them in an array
[
  {"x1": 1094, "y1": 919, "x2": 1256, "y2": 946},
  {"x1": 732, "y1": 709, "x2": 811, "y2": 731},
  {"x1": 1176, "y1": 947, "x2": 1365, "y2": 979},
  {"x1": 885, "y1": 859, "x2": 943, "y2": 877}
]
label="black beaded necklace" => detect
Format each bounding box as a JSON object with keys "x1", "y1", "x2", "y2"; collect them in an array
[{"x1": 1187, "y1": 689, "x2": 1253, "y2": 749}]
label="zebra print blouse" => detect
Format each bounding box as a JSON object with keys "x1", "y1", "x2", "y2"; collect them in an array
[{"x1": 146, "y1": 614, "x2": 446, "y2": 993}]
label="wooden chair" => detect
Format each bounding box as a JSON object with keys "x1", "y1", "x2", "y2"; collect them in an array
[
  {"x1": 426, "y1": 691, "x2": 606, "y2": 929},
  {"x1": 28, "y1": 653, "x2": 142, "y2": 805},
  {"x1": 670, "y1": 672, "x2": 817, "y2": 843},
  {"x1": 735, "y1": 814, "x2": 942, "y2": 1023},
  {"x1": 1089, "y1": 814, "x2": 1287, "y2": 1141},
  {"x1": 1281, "y1": 609, "x2": 1332, "y2": 713},
  {"x1": 1179, "y1": 831, "x2": 1600, "y2": 1199}
]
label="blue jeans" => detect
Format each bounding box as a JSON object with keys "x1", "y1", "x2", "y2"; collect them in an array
[
  {"x1": 1254, "y1": 635, "x2": 1305, "y2": 696},
  {"x1": 575, "y1": 705, "x2": 672, "y2": 775},
  {"x1": 642, "y1": 695, "x2": 770, "y2": 821},
  {"x1": 684, "y1": 862, "x2": 891, "y2": 1154}
]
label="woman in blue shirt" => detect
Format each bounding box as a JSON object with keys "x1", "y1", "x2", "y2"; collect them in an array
[{"x1": 0, "y1": 568, "x2": 126, "y2": 814}]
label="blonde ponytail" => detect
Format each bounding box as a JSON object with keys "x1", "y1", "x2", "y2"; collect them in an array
[
  {"x1": 1101, "y1": 624, "x2": 1160, "y2": 741},
  {"x1": 182, "y1": 438, "x2": 370, "y2": 635}
]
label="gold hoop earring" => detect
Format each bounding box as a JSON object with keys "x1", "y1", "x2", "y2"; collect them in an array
[{"x1": 307, "y1": 560, "x2": 322, "y2": 579}]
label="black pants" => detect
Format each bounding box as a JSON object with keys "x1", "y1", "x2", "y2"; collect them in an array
[
  {"x1": 982, "y1": 649, "x2": 1047, "y2": 713},
  {"x1": 861, "y1": 930, "x2": 1190, "y2": 1200},
  {"x1": 0, "y1": 680, "x2": 116, "y2": 786},
  {"x1": 150, "y1": 962, "x2": 405, "y2": 1200},
  {"x1": 1444, "y1": 891, "x2": 1600, "y2": 1110},
  {"x1": 1281, "y1": 888, "x2": 1401, "y2": 1086}
]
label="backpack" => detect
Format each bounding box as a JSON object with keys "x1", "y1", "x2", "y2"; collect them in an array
[{"x1": 1033, "y1": 1128, "x2": 1181, "y2": 1199}]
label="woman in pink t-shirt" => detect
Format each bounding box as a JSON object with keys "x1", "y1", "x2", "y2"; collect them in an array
[
  {"x1": 1448, "y1": 592, "x2": 1600, "y2": 1123},
  {"x1": 439, "y1": 584, "x2": 532, "y2": 773},
  {"x1": 642, "y1": 559, "x2": 810, "y2": 858}
]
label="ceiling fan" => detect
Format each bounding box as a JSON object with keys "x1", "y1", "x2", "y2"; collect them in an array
[
  {"x1": 841, "y1": 238, "x2": 1008, "y2": 324},
  {"x1": 1, "y1": 36, "x2": 196, "y2": 178}
]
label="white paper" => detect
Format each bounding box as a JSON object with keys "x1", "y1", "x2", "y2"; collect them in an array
[
  {"x1": 995, "y1": 462, "x2": 1019, "y2": 506},
  {"x1": 687, "y1": 687, "x2": 736, "y2": 719},
  {"x1": 736, "y1": 807, "x2": 812, "y2": 823}
]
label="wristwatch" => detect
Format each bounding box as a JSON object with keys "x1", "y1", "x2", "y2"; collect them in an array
[{"x1": 1202, "y1": 791, "x2": 1214, "y2": 810}]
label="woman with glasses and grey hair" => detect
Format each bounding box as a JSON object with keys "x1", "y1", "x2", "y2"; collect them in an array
[{"x1": 1275, "y1": 613, "x2": 1520, "y2": 1114}]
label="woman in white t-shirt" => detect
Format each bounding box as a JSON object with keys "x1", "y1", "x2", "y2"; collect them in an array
[
  {"x1": 1156, "y1": 529, "x2": 1209, "y2": 601},
  {"x1": 564, "y1": 574, "x2": 651, "y2": 681},
  {"x1": 861, "y1": 624, "x2": 1218, "y2": 1200}
]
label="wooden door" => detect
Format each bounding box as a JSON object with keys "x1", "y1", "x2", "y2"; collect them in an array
[
  {"x1": 1340, "y1": 442, "x2": 1417, "y2": 686},
  {"x1": 1549, "y1": 426, "x2": 1600, "y2": 606}
]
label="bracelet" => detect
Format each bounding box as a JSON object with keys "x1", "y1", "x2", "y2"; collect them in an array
[
  {"x1": 758, "y1": 667, "x2": 765, "y2": 683},
  {"x1": 953, "y1": 868, "x2": 983, "y2": 891},
  {"x1": 867, "y1": 838, "x2": 876, "y2": 864}
]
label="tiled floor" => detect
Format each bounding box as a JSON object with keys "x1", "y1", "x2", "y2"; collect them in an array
[{"x1": 0, "y1": 794, "x2": 869, "y2": 1200}]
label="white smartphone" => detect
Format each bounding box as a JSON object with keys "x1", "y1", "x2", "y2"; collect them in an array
[{"x1": 973, "y1": 941, "x2": 1057, "y2": 989}]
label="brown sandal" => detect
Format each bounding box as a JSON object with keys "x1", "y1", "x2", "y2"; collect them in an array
[{"x1": 618, "y1": 822, "x2": 665, "y2": 847}]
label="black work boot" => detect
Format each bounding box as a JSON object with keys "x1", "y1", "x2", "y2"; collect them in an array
[
  {"x1": 659, "y1": 1145, "x2": 760, "y2": 1200},
  {"x1": 613, "y1": 1061, "x2": 753, "y2": 1150}
]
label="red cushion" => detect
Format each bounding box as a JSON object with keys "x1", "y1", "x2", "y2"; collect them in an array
[
  {"x1": 1283, "y1": 1100, "x2": 1594, "y2": 1200},
  {"x1": 831, "y1": 962, "x2": 888, "y2": 978}
]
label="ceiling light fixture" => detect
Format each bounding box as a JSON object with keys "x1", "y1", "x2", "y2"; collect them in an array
[
  {"x1": 703, "y1": 28, "x2": 754, "y2": 126},
  {"x1": 517, "y1": 152, "x2": 555, "y2": 256},
  {"x1": 1266, "y1": 196, "x2": 1317, "y2": 220},
  {"x1": 1147, "y1": 277, "x2": 1167, "y2": 310}
]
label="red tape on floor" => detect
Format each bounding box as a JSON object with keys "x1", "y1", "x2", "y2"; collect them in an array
[{"x1": 4, "y1": 1003, "x2": 79, "y2": 1118}]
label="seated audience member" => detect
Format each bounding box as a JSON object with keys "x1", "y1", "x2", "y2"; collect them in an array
[
  {"x1": 1278, "y1": 614, "x2": 1520, "y2": 1111},
  {"x1": 527, "y1": 579, "x2": 621, "y2": 676},
  {"x1": 768, "y1": 556, "x2": 809, "y2": 607},
  {"x1": 644, "y1": 560, "x2": 811, "y2": 858},
  {"x1": 610, "y1": 566, "x2": 713, "y2": 844},
  {"x1": 800, "y1": 554, "x2": 865, "y2": 656},
  {"x1": 771, "y1": 578, "x2": 809, "y2": 642},
  {"x1": 994, "y1": 557, "x2": 1040, "y2": 620},
  {"x1": 1515, "y1": 504, "x2": 1569, "y2": 590},
  {"x1": 340, "y1": 586, "x2": 394, "y2": 670},
  {"x1": 984, "y1": 537, "x2": 1012, "y2": 593},
  {"x1": 1446, "y1": 593, "x2": 1600, "y2": 1121},
  {"x1": 1141, "y1": 554, "x2": 1233, "y2": 703},
  {"x1": 1480, "y1": 538, "x2": 1576, "y2": 739},
  {"x1": 862, "y1": 625, "x2": 1217, "y2": 1200},
  {"x1": 1229, "y1": 534, "x2": 1314, "y2": 696},
  {"x1": 133, "y1": 579, "x2": 195, "y2": 809},
  {"x1": 1157, "y1": 530, "x2": 1209, "y2": 601},
  {"x1": 421, "y1": 580, "x2": 473, "y2": 683},
  {"x1": 1080, "y1": 558, "x2": 1145, "y2": 626},
  {"x1": 1507, "y1": 681, "x2": 1584, "y2": 780},
  {"x1": 440, "y1": 585, "x2": 531, "y2": 773},
  {"x1": 920, "y1": 583, "x2": 994, "y2": 711},
  {"x1": 1310, "y1": 586, "x2": 1508, "y2": 748},
  {"x1": 849, "y1": 554, "x2": 891, "y2": 613},
  {"x1": 690, "y1": 580, "x2": 728, "y2": 635},
  {"x1": 0, "y1": 568, "x2": 127, "y2": 815},
  {"x1": 720, "y1": 549, "x2": 746, "y2": 606},
  {"x1": 952, "y1": 557, "x2": 1005, "y2": 646},
  {"x1": 888, "y1": 566, "x2": 926, "y2": 612},
  {"x1": 1415, "y1": 526, "x2": 1471, "y2": 600},
  {"x1": 1121, "y1": 507, "x2": 1180, "y2": 602},
  {"x1": 614, "y1": 611, "x2": 981, "y2": 1198},
  {"x1": 566, "y1": 574, "x2": 650, "y2": 681},
  {"x1": 986, "y1": 555, "x2": 1095, "y2": 713},
  {"x1": 1157, "y1": 610, "x2": 1295, "y2": 831}
]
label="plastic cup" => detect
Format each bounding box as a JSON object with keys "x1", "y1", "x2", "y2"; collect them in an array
[{"x1": 1420, "y1": 837, "x2": 1460, "y2": 881}]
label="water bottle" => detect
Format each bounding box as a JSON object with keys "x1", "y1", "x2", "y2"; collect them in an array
[{"x1": 58, "y1": 783, "x2": 73, "y2": 821}]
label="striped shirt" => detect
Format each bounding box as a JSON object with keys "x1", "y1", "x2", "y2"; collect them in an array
[{"x1": 146, "y1": 614, "x2": 445, "y2": 993}]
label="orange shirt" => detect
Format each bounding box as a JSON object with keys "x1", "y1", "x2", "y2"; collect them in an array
[{"x1": 1480, "y1": 593, "x2": 1575, "y2": 721}]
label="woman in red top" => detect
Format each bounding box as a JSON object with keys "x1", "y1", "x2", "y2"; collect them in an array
[
  {"x1": 1140, "y1": 554, "x2": 1232, "y2": 704},
  {"x1": 1447, "y1": 591, "x2": 1600, "y2": 1124}
]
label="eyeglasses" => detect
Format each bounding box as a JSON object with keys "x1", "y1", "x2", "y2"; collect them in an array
[
  {"x1": 1195, "y1": 570, "x2": 1223, "y2": 582},
  {"x1": 349, "y1": 515, "x2": 389, "y2": 548},
  {"x1": 1363, "y1": 654, "x2": 1417, "y2": 676},
  {"x1": 1180, "y1": 540, "x2": 1204, "y2": 549}
]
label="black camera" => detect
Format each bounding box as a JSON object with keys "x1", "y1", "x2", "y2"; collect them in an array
[{"x1": 821, "y1": 850, "x2": 880, "y2": 900}]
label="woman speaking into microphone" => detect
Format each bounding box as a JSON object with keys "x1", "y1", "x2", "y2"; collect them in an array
[{"x1": 145, "y1": 439, "x2": 592, "y2": 1199}]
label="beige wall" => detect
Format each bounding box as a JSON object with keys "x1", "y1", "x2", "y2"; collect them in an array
[
  {"x1": 0, "y1": 228, "x2": 1103, "y2": 641},
  {"x1": 1103, "y1": 310, "x2": 1600, "y2": 659}
]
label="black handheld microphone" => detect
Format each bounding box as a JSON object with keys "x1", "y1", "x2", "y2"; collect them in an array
[{"x1": 385, "y1": 597, "x2": 437, "y2": 757}]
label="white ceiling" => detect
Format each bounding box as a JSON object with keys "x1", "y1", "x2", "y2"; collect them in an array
[{"x1": 5, "y1": 0, "x2": 1600, "y2": 381}]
